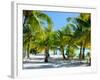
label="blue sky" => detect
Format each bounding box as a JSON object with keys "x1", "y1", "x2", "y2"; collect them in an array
[{"x1": 43, "y1": 11, "x2": 80, "y2": 30}]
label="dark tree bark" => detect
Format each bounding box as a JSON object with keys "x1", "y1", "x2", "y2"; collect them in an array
[
  {"x1": 82, "y1": 47, "x2": 85, "y2": 60},
  {"x1": 79, "y1": 43, "x2": 83, "y2": 60},
  {"x1": 44, "y1": 47, "x2": 49, "y2": 62},
  {"x1": 61, "y1": 47, "x2": 66, "y2": 60},
  {"x1": 89, "y1": 57, "x2": 91, "y2": 66}
]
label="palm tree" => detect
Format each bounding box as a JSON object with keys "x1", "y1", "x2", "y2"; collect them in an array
[
  {"x1": 43, "y1": 26, "x2": 54, "y2": 62},
  {"x1": 35, "y1": 25, "x2": 55, "y2": 62},
  {"x1": 56, "y1": 29, "x2": 68, "y2": 59},
  {"x1": 23, "y1": 24, "x2": 33, "y2": 59},
  {"x1": 23, "y1": 10, "x2": 53, "y2": 59},
  {"x1": 75, "y1": 13, "x2": 91, "y2": 60},
  {"x1": 50, "y1": 31, "x2": 58, "y2": 55},
  {"x1": 61, "y1": 25, "x2": 78, "y2": 60},
  {"x1": 67, "y1": 13, "x2": 91, "y2": 60},
  {"x1": 80, "y1": 13, "x2": 91, "y2": 59}
]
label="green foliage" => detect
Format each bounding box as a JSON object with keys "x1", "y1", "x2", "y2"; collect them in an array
[{"x1": 66, "y1": 46, "x2": 76, "y2": 58}]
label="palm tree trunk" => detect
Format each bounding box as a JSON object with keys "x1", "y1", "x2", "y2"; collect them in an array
[
  {"x1": 79, "y1": 43, "x2": 83, "y2": 60},
  {"x1": 61, "y1": 47, "x2": 66, "y2": 59},
  {"x1": 89, "y1": 57, "x2": 91, "y2": 66},
  {"x1": 44, "y1": 47, "x2": 49, "y2": 62},
  {"x1": 82, "y1": 47, "x2": 85, "y2": 60}
]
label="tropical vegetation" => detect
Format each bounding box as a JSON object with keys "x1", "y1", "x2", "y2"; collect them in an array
[{"x1": 23, "y1": 10, "x2": 91, "y2": 65}]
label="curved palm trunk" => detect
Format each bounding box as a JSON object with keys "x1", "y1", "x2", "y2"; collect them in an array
[
  {"x1": 61, "y1": 47, "x2": 66, "y2": 59},
  {"x1": 79, "y1": 43, "x2": 83, "y2": 60},
  {"x1": 82, "y1": 40, "x2": 87, "y2": 60},
  {"x1": 82, "y1": 47, "x2": 85, "y2": 59},
  {"x1": 44, "y1": 47, "x2": 49, "y2": 62}
]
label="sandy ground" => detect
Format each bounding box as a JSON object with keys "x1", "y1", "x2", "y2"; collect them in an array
[{"x1": 23, "y1": 54, "x2": 89, "y2": 69}]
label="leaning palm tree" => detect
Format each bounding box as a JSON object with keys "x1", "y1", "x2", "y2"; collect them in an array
[
  {"x1": 23, "y1": 24, "x2": 33, "y2": 59},
  {"x1": 61, "y1": 25, "x2": 78, "y2": 60},
  {"x1": 56, "y1": 29, "x2": 68, "y2": 59},
  {"x1": 50, "y1": 31, "x2": 59, "y2": 55},
  {"x1": 74, "y1": 13, "x2": 91, "y2": 60},
  {"x1": 80, "y1": 13, "x2": 91, "y2": 59},
  {"x1": 23, "y1": 10, "x2": 53, "y2": 59},
  {"x1": 67, "y1": 13, "x2": 91, "y2": 60},
  {"x1": 34, "y1": 25, "x2": 54, "y2": 62}
]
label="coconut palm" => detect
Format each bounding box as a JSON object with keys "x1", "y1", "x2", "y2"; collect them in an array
[
  {"x1": 33, "y1": 27, "x2": 53, "y2": 62},
  {"x1": 56, "y1": 29, "x2": 68, "y2": 59},
  {"x1": 23, "y1": 24, "x2": 33, "y2": 59},
  {"x1": 75, "y1": 13, "x2": 91, "y2": 60},
  {"x1": 80, "y1": 13, "x2": 91, "y2": 59},
  {"x1": 50, "y1": 31, "x2": 59, "y2": 55},
  {"x1": 61, "y1": 25, "x2": 78, "y2": 60},
  {"x1": 67, "y1": 13, "x2": 91, "y2": 60},
  {"x1": 23, "y1": 10, "x2": 53, "y2": 59}
]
